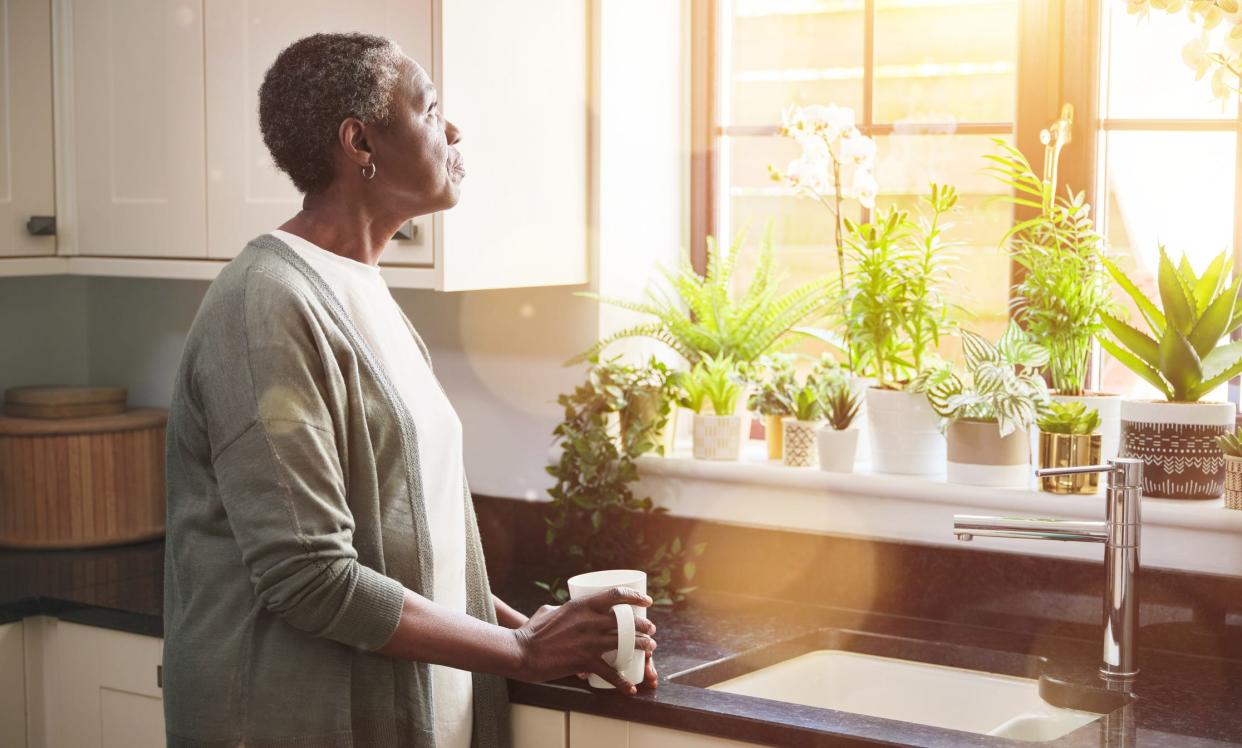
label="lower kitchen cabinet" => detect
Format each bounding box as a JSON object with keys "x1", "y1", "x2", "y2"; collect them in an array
[{"x1": 0, "y1": 622, "x2": 27, "y2": 746}]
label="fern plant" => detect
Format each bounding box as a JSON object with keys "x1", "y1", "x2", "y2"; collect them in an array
[
  {"x1": 1099, "y1": 247, "x2": 1242, "y2": 402},
  {"x1": 985, "y1": 137, "x2": 1113, "y2": 396},
  {"x1": 923, "y1": 325, "x2": 1051, "y2": 437},
  {"x1": 568, "y1": 228, "x2": 834, "y2": 366}
]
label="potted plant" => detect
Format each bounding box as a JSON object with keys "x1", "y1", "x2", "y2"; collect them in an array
[
  {"x1": 782, "y1": 375, "x2": 825, "y2": 468},
  {"x1": 1036, "y1": 402, "x2": 1103, "y2": 494},
  {"x1": 923, "y1": 326, "x2": 1050, "y2": 487},
  {"x1": 833, "y1": 185, "x2": 959, "y2": 475},
  {"x1": 986, "y1": 122, "x2": 1122, "y2": 461},
  {"x1": 567, "y1": 227, "x2": 834, "y2": 367},
  {"x1": 746, "y1": 354, "x2": 797, "y2": 460},
  {"x1": 1216, "y1": 428, "x2": 1242, "y2": 510},
  {"x1": 590, "y1": 356, "x2": 680, "y2": 457},
  {"x1": 1099, "y1": 247, "x2": 1242, "y2": 499},
  {"x1": 681, "y1": 354, "x2": 749, "y2": 461},
  {"x1": 817, "y1": 380, "x2": 862, "y2": 473}
]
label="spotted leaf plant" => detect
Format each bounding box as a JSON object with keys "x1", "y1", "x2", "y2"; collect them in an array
[{"x1": 919, "y1": 325, "x2": 1051, "y2": 437}]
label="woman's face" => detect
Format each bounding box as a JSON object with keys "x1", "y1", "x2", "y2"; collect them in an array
[{"x1": 365, "y1": 57, "x2": 463, "y2": 217}]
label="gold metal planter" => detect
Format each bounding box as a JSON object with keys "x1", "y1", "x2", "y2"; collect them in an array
[
  {"x1": 764, "y1": 413, "x2": 784, "y2": 460},
  {"x1": 1038, "y1": 432, "x2": 1102, "y2": 494}
]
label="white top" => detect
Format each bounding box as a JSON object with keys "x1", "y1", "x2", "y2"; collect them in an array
[{"x1": 270, "y1": 230, "x2": 473, "y2": 748}]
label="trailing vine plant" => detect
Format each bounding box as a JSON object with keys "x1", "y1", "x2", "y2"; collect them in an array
[{"x1": 538, "y1": 356, "x2": 705, "y2": 606}]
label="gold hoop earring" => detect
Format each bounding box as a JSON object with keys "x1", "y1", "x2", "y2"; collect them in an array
[{"x1": 362, "y1": 162, "x2": 377, "y2": 180}]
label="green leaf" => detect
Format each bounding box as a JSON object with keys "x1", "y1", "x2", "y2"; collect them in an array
[
  {"x1": 1103, "y1": 256, "x2": 1165, "y2": 336},
  {"x1": 1158, "y1": 248, "x2": 1195, "y2": 335},
  {"x1": 1157, "y1": 327, "x2": 1203, "y2": 401},
  {"x1": 683, "y1": 561, "x2": 697, "y2": 580},
  {"x1": 1193, "y1": 344, "x2": 1242, "y2": 400},
  {"x1": 1099, "y1": 337, "x2": 1172, "y2": 399},
  {"x1": 1100, "y1": 312, "x2": 1160, "y2": 367},
  {"x1": 1187, "y1": 279, "x2": 1238, "y2": 358},
  {"x1": 1193, "y1": 252, "x2": 1228, "y2": 315},
  {"x1": 1202, "y1": 340, "x2": 1242, "y2": 380}
]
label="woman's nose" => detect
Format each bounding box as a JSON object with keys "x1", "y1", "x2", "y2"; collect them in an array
[{"x1": 446, "y1": 120, "x2": 462, "y2": 146}]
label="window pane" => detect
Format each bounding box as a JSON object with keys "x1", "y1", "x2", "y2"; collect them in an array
[
  {"x1": 873, "y1": 0, "x2": 1018, "y2": 124},
  {"x1": 1097, "y1": 130, "x2": 1237, "y2": 400},
  {"x1": 1101, "y1": 2, "x2": 1238, "y2": 120},
  {"x1": 726, "y1": 0, "x2": 865, "y2": 126}
]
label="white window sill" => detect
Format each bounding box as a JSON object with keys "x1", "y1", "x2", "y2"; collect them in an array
[{"x1": 634, "y1": 440, "x2": 1242, "y2": 577}]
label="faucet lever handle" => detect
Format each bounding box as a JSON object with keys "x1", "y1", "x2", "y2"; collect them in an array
[
  {"x1": 1036, "y1": 457, "x2": 1144, "y2": 490},
  {"x1": 1035, "y1": 463, "x2": 1112, "y2": 477}
]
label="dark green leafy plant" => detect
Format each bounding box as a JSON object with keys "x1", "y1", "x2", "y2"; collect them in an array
[
  {"x1": 1217, "y1": 427, "x2": 1242, "y2": 457},
  {"x1": 823, "y1": 381, "x2": 862, "y2": 431},
  {"x1": 1099, "y1": 247, "x2": 1242, "y2": 402},
  {"x1": 539, "y1": 356, "x2": 704, "y2": 606},
  {"x1": 568, "y1": 228, "x2": 834, "y2": 366},
  {"x1": 985, "y1": 137, "x2": 1113, "y2": 396},
  {"x1": 746, "y1": 354, "x2": 797, "y2": 417},
  {"x1": 1037, "y1": 401, "x2": 1101, "y2": 435}
]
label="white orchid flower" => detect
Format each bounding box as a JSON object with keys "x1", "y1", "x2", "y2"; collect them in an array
[
  {"x1": 851, "y1": 168, "x2": 879, "y2": 209},
  {"x1": 839, "y1": 129, "x2": 877, "y2": 167},
  {"x1": 1183, "y1": 36, "x2": 1213, "y2": 77}
]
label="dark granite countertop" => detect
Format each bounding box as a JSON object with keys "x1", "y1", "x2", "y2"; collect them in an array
[{"x1": 2, "y1": 540, "x2": 1240, "y2": 747}]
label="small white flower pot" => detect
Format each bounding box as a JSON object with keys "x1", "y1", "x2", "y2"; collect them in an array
[
  {"x1": 782, "y1": 419, "x2": 821, "y2": 467},
  {"x1": 816, "y1": 427, "x2": 859, "y2": 473},
  {"x1": 865, "y1": 387, "x2": 945, "y2": 475},
  {"x1": 692, "y1": 413, "x2": 749, "y2": 461}
]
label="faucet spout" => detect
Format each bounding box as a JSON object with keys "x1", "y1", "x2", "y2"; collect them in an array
[{"x1": 952, "y1": 515, "x2": 1109, "y2": 544}]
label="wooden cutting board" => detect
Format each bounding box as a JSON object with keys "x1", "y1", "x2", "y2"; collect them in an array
[{"x1": 4, "y1": 386, "x2": 128, "y2": 419}]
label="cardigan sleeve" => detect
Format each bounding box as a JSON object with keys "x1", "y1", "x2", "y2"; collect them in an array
[{"x1": 198, "y1": 267, "x2": 406, "y2": 652}]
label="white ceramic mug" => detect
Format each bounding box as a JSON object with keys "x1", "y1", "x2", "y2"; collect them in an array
[{"x1": 566, "y1": 569, "x2": 647, "y2": 689}]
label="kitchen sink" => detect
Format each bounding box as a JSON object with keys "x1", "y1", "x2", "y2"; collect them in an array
[{"x1": 671, "y1": 629, "x2": 1127, "y2": 743}]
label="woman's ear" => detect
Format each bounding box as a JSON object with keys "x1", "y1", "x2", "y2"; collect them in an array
[{"x1": 338, "y1": 117, "x2": 372, "y2": 168}]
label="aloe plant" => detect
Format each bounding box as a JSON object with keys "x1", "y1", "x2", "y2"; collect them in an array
[
  {"x1": 678, "y1": 354, "x2": 744, "y2": 416},
  {"x1": 1217, "y1": 427, "x2": 1242, "y2": 457},
  {"x1": 1037, "y1": 401, "x2": 1101, "y2": 435},
  {"x1": 1099, "y1": 247, "x2": 1242, "y2": 402},
  {"x1": 922, "y1": 325, "x2": 1051, "y2": 437},
  {"x1": 568, "y1": 228, "x2": 833, "y2": 366}
]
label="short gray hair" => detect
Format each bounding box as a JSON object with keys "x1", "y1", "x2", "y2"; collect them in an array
[{"x1": 259, "y1": 33, "x2": 405, "y2": 194}]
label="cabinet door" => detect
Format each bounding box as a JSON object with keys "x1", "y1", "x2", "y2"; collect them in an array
[
  {"x1": 435, "y1": 0, "x2": 588, "y2": 290},
  {"x1": 203, "y1": 0, "x2": 434, "y2": 265},
  {"x1": 0, "y1": 622, "x2": 26, "y2": 746},
  {"x1": 0, "y1": 0, "x2": 55, "y2": 258},
  {"x1": 512, "y1": 704, "x2": 566, "y2": 748},
  {"x1": 69, "y1": 0, "x2": 206, "y2": 258},
  {"x1": 47, "y1": 622, "x2": 163, "y2": 748}
]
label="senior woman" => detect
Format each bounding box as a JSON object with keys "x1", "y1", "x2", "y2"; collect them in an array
[{"x1": 162, "y1": 33, "x2": 656, "y2": 748}]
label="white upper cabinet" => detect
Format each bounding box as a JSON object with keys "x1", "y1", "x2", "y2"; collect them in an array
[
  {"x1": 203, "y1": 0, "x2": 434, "y2": 266},
  {"x1": 67, "y1": 0, "x2": 207, "y2": 258},
  {"x1": 0, "y1": 0, "x2": 55, "y2": 258}
]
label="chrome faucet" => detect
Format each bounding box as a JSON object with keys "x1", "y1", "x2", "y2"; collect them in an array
[{"x1": 952, "y1": 458, "x2": 1143, "y2": 682}]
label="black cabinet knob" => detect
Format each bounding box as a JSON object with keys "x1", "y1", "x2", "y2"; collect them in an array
[{"x1": 26, "y1": 215, "x2": 56, "y2": 236}]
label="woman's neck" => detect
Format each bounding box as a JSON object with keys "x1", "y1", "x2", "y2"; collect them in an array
[{"x1": 278, "y1": 189, "x2": 406, "y2": 267}]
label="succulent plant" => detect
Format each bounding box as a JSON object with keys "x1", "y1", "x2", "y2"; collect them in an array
[
  {"x1": 1217, "y1": 427, "x2": 1242, "y2": 458},
  {"x1": 1037, "y1": 401, "x2": 1102, "y2": 435},
  {"x1": 823, "y1": 381, "x2": 862, "y2": 431},
  {"x1": 1100, "y1": 247, "x2": 1242, "y2": 402}
]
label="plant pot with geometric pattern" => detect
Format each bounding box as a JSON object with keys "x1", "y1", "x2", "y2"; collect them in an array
[
  {"x1": 692, "y1": 413, "x2": 748, "y2": 460},
  {"x1": 1119, "y1": 400, "x2": 1234, "y2": 500},
  {"x1": 781, "y1": 418, "x2": 820, "y2": 467},
  {"x1": 1225, "y1": 455, "x2": 1242, "y2": 510}
]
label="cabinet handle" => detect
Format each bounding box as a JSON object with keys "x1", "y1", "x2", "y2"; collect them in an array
[
  {"x1": 392, "y1": 220, "x2": 418, "y2": 242},
  {"x1": 157, "y1": 664, "x2": 162, "y2": 689},
  {"x1": 26, "y1": 215, "x2": 56, "y2": 236}
]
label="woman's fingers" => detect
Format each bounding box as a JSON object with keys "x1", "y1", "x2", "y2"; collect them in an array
[
  {"x1": 642, "y1": 652, "x2": 658, "y2": 690},
  {"x1": 586, "y1": 586, "x2": 653, "y2": 613},
  {"x1": 587, "y1": 661, "x2": 636, "y2": 694},
  {"x1": 636, "y1": 617, "x2": 656, "y2": 636}
]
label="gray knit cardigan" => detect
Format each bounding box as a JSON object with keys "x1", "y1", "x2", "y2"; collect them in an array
[{"x1": 162, "y1": 233, "x2": 511, "y2": 747}]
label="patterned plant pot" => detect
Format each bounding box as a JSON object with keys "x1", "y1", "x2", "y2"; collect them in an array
[
  {"x1": 1226, "y1": 455, "x2": 1242, "y2": 510},
  {"x1": 866, "y1": 387, "x2": 945, "y2": 475},
  {"x1": 946, "y1": 419, "x2": 1031, "y2": 487},
  {"x1": 1119, "y1": 400, "x2": 1235, "y2": 500},
  {"x1": 1038, "y1": 432, "x2": 1102, "y2": 495},
  {"x1": 764, "y1": 413, "x2": 785, "y2": 461},
  {"x1": 782, "y1": 419, "x2": 821, "y2": 467},
  {"x1": 692, "y1": 413, "x2": 749, "y2": 460},
  {"x1": 816, "y1": 427, "x2": 859, "y2": 473}
]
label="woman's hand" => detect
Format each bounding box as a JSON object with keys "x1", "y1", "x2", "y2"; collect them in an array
[{"x1": 514, "y1": 587, "x2": 657, "y2": 694}]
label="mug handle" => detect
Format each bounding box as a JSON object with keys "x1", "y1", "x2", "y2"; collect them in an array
[{"x1": 610, "y1": 603, "x2": 636, "y2": 672}]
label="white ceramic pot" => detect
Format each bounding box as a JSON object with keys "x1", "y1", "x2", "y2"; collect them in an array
[
  {"x1": 1051, "y1": 392, "x2": 1122, "y2": 463},
  {"x1": 782, "y1": 418, "x2": 821, "y2": 467},
  {"x1": 865, "y1": 387, "x2": 945, "y2": 475},
  {"x1": 1119, "y1": 400, "x2": 1235, "y2": 499},
  {"x1": 946, "y1": 420, "x2": 1031, "y2": 487},
  {"x1": 816, "y1": 427, "x2": 859, "y2": 473},
  {"x1": 692, "y1": 413, "x2": 750, "y2": 461}
]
